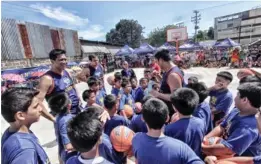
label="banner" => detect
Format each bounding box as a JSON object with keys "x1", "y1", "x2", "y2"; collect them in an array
[{"x1": 1, "y1": 65, "x2": 50, "y2": 81}]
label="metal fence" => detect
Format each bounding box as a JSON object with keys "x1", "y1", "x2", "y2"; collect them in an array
[{"x1": 1, "y1": 18, "x2": 81, "y2": 60}]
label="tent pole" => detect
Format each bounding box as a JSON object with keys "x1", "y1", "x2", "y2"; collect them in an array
[{"x1": 176, "y1": 39, "x2": 179, "y2": 55}]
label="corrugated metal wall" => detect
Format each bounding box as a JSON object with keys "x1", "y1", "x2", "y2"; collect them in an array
[
  {"x1": 51, "y1": 29, "x2": 61, "y2": 49},
  {"x1": 18, "y1": 24, "x2": 33, "y2": 59},
  {"x1": 1, "y1": 18, "x2": 24, "y2": 60},
  {"x1": 61, "y1": 29, "x2": 76, "y2": 57},
  {"x1": 1, "y1": 19, "x2": 81, "y2": 61},
  {"x1": 26, "y1": 22, "x2": 53, "y2": 58},
  {"x1": 73, "y1": 31, "x2": 81, "y2": 56}
]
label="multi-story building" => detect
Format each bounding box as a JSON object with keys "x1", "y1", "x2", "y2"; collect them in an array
[{"x1": 214, "y1": 7, "x2": 261, "y2": 45}]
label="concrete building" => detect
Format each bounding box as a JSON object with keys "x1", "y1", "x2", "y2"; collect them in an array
[{"x1": 214, "y1": 7, "x2": 261, "y2": 45}]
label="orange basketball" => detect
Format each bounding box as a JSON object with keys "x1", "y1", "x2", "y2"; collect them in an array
[
  {"x1": 135, "y1": 102, "x2": 142, "y2": 114},
  {"x1": 123, "y1": 105, "x2": 134, "y2": 118},
  {"x1": 110, "y1": 126, "x2": 135, "y2": 152}
]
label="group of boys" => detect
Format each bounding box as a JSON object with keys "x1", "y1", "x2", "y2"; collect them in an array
[{"x1": 1, "y1": 49, "x2": 261, "y2": 164}]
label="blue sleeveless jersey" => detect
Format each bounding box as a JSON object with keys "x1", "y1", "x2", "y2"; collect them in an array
[
  {"x1": 160, "y1": 66, "x2": 185, "y2": 116},
  {"x1": 44, "y1": 70, "x2": 80, "y2": 114}
]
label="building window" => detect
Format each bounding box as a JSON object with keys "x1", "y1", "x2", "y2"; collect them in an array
[{"x1": 227, "y1": 23, "x2": 233, "y2": 28}]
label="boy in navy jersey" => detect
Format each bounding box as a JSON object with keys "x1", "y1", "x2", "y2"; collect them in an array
[
  {"x1": 209, "y1": 71, "x2": 233, "y2": 126},
  {"x1": 87, "y1": 77, "x2": 106, "y2": 106},
  {"x1": 130, "y1": 78, "x2": 138, "y2": 100},
  {"x1": 66, "y1": 107, "x2": 113, "y2": 164},
  {"x1": 82, "y1": 89, "x2": 99, "y2": 110},
  {"x1": 187, "y1": 82, "x2": 213, "y2": 134},
  {"x1": 129, "y1": 96, "x2": 153, "y2": 133},
  {"x1": 134, "y1": 78, "x2": 148, "y2": 102},
  {"x1": 165, "y1": 88, "x2": 205, "y2": 156},
  {"x1": 132, "y1": 98, "x2": 204, "y2": 164},
  {"x1": 1, "y1": 88, "x2": 50, "y2": 164},
  {"x1": 104, "y1": 95, "x2": 129, "y2": 136},
  {"x1": 48, "y1": 92, "x2": 76, "y2": 163},
  {"x1": 111, "y1": 77, "x2": 122, "y2": 98},
  {"x1": 203, "y1": 83, "x2": 261, "y2": 158},
  {"x1": 119, "y1": 80, "x2": 135, "y2": 112}
]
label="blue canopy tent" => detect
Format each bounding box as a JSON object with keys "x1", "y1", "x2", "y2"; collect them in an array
[
  {"x1": 158, "y1": 42, "x2": 176, "y2": 52},
  {"x1": 133, "y1": 43, "x2": 156, "y2": 54},
  {"x1": 67, "y1": 62, "x2": 78, "y2": 67},
  {"x1": 179, "y1": 41, "x2": 202, "y2": 51},
  {"x1": 115, "y1": 45, "x2": 134, "y2": 56},
  {"x1": 214, "y1": 38, "x2": 240, "y2": 48},
  {"x1": 199, "y1": 40, "x2": 217, "y2": 48}
]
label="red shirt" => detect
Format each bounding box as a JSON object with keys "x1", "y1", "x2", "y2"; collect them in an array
[{"x1": 150, "y1": 63, "x2": 161, "y2": 72}]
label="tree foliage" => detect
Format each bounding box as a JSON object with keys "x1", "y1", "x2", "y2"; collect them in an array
[
  {"x1": 194, "y1": 27, "x2": 215, "y2": 41},
  {"x1": 106, "y1": 19, "x2": 143, "y2": 48},
  {"x1": 147, "y1": 25, "x2": 188, "y2": 47}
]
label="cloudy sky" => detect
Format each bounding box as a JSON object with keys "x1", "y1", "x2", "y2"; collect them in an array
[{"x1": 2, "y1": 1, "x2": 260, "y2": 41}]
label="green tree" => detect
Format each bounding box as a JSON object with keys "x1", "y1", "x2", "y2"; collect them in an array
[
  {"x1": 106, "y1": 19, "x2": 144, "y2": 48},
  {"x1": 148, "y1": 25, "x2": 187, "y2": 47},
  {"x1": 195, "y1": 30, "x2": 209, "y2": 41}
]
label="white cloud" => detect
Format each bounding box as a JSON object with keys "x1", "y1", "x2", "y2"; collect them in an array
[
  {"x1": 78, "y1": 25, "x2": 106, "y2": 40},
  {"x1": 30, "y1": 4, "x2": 89, "y2": 26}
]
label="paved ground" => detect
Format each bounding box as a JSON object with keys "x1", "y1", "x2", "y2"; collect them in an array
[{"x1": 1, "y1": 67, "x2": 260, "y2": 163}]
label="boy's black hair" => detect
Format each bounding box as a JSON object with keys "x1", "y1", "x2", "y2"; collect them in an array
[
  {"x1": 121, "y1": 80, "x2": 130, "y2": 88},
  {"x1": 239, "y1": 75, "x2": 261, "y2": 85},
  {"x1": 87, "y1": 77, "x2": 99, "y2": 87},
  {"x1": 122, "y1": 77, "x2": 129, "y2": 83},
  {"x1": 67, "y1": 110, "x2": 102, "y2": 153},
  {"x1": 154, "y1": 49, "x2": 171, "y2": 62},
  {"x1": 114, "y1": 72, "x2": 122, "y2": 81},
  {"x1": 152, "y1": 83, "x2": 160, "y2": 90},
  {"x1": 144, "y1": 68, "x2": 151, "y2": 73},
  {"x1": 48, "y1": 92, "x2": 70, "y2": 114},
  {"x1": 142, "y1": 98, "x2": 169, "y2": 129},
  {"x1": 49, "y1": 49, "x2": 66, "y2": 61},
  {"x1": 88, "y1": 54, "x2": 97, "y2": 61},
  {"x1": 237, "y1": 83, "x2": 261, "y2": 108},
  {"x1": 217, "y1": 71, "x2": 233, "y2": 82},
  {"x1": 1, "y1": 88, "x2": 39, "y2": 123},
  {"x1": 187, "y1": 82, "x2": 209, "y2": 103},
  {"x1": 170, "y1": 88, "x2": 199, "y2": 115},
  {"x1": 82, "y1": 89, "x2": 95, "y2": 101},
  {"x1": 104, "y1": 95, "x2": 117, "y2": 111},
  {"x1": 188, "y1": 76, "x2": 199, "y2": 83},
  {"x1": 139, "y1": 78, "x2": 148, "y2": 84},
  {"x1": 141, "y1": 95, "x2": 154, "y2": 104}
]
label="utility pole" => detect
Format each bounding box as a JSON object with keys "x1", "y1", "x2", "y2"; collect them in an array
[{"x1": 191, "y1": 10, "x2": 201, "y2": 42}]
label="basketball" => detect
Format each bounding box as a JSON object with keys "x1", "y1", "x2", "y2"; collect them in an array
[
  {"x1": 203, "y1": 137, "x2": 221, "y2": 146},
  {"x1": 135, "y1": 102, "x2": 142, "y2": 114},
  {"x1": 123, "y1": 105, "x2": 134, "y2": 118},
  {"x1": 110, "y1": 126, "x2": 135, "y2": 152}
]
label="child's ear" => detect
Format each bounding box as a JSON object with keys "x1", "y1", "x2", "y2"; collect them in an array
[{"x1": 166, "y1": 115, "x2": 170, "y2": 123}]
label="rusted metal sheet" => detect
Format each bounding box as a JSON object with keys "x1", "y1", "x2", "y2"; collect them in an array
[
  {"x1": 73, "y1": 31, "x2": 81, "y2": 56},
  {"x1": 18, "y1": 24, "x2": 33, "y2": 59},
  {"x1": 1, "y1": 18, "x2": 24, "y2": 60},
  {"x1": 58, "y1": 29, "x2": 66, "y2": 50},
  {"x1": 61, "y1": 29, "x2": 76, "y2": 57},
  {"x1": 51, "y1": 29, "x2": 61, "y2": 49},
  {"x1": 25, "y1": 22, "x2": 53, "y2": 58}
]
